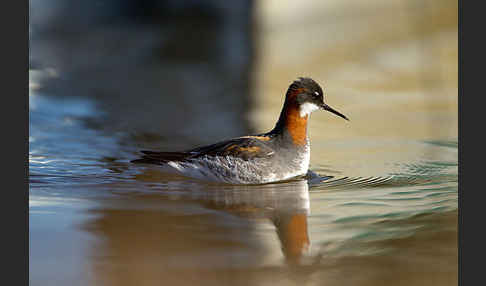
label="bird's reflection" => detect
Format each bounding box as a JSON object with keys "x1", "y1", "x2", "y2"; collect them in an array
[
  {"x1": 274, "y1": 211, "x2": 310, "y2": 264},
  {"x1": 83, "y1": 177, "x2": 313, "y2": 285},
  {"x1": 199, "y1": 179, "x2": 311, "y2": 265}
]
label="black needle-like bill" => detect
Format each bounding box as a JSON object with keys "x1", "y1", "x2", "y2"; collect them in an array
[{"x1": 320, "y1": 104, "x2": 349, "y2": 121}]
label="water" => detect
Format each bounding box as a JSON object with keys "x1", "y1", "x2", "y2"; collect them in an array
[
  {"x1": 29, "y1": 90, "x2": 457, "y2": 285},
  {"x1": 29, "y1": 1, "x2": 457, "y2": 285}
]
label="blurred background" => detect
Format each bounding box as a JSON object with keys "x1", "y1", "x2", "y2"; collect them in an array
[{"x1": 29, "y1": 1, "x2": 458, "y2": 286}]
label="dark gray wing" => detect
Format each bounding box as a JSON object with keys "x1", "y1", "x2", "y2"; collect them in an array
[{"x1": 131, "y1": 136, "x2": 274, "y2": 164}]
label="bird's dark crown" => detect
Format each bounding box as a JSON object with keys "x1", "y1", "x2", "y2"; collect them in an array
[{"x1": 286, "y1": 77, "x2": 324, "y2": 106}]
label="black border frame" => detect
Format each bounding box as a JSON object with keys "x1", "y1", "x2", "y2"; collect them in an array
[{"x1": 4, "y1": 0, "x2": 29, "y2": 285}]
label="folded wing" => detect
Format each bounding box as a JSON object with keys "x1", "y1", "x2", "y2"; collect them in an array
[{"x1": 131, "y1": 136, "x2": 274, "y2": 165}]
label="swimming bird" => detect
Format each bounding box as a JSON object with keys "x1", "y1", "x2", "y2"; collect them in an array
[{"x1": 132, "y1": 77, "x2": 348, "y2": 184}]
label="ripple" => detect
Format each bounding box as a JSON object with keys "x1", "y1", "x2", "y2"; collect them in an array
[
  {"x1": 423, "y1": 140, "x2": 458, "y2": 148},
  {"x1": 309, "y1": 176, "x2": 415, "y2": 191}
]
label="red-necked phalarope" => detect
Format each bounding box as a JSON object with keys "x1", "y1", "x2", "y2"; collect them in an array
[{"x1": 132, "y1": 77, "x2": 348, "y2": 184}]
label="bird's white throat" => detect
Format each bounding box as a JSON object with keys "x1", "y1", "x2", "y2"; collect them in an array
[{"x1": 300, "y1": 102, "x2": 320, "y2": 117}]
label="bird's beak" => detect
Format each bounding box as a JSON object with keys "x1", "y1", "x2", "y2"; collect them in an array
[{"x1": 320, "y1": 103, "x2": 349, "y2": 121}]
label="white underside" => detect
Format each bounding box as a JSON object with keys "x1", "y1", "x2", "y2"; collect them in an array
[{"x1": 163, "y1": 142, "x2": 310, "y2": 184}]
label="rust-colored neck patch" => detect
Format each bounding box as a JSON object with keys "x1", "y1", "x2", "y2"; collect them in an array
[
  {"x1": 283, "y1": 87, "x2": 308, "y2": 145},
  {"x1": 283, "y1": 102, "x2": 308, "y2": 145},
  {"x1": 272, "y1": 87, "x2": 309, "y2": 146}
]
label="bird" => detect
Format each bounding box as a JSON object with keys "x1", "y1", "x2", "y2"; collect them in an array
[{"x1": 131, "y1": 77, "x2": 348, "y2": 184}]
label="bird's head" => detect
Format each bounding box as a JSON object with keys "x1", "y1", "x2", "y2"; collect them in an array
[{"x1": 286, "y1": 77, "x2": 348, "y2": 120}]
